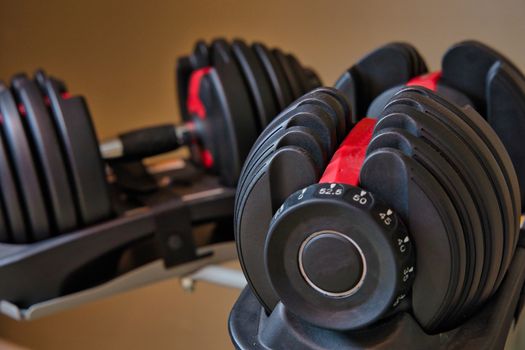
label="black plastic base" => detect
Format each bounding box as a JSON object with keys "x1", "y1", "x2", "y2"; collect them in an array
[
  {"x1": 229, "y1": 244, "x2": 525, "y2": 350},
  {"x1": 0, "y1": 161, "x2": 235, "y2": 307}
]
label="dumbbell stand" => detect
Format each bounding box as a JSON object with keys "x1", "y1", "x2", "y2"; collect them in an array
[
  {"x1": 0, "y1": 241, "x2": 240, "y2": 321},
  {"x1": 229, "y1": 230, "x2": 525, "y2": 350},
  {"x1": 0, "y1": 162, "x2": 236, "y2": 318}
]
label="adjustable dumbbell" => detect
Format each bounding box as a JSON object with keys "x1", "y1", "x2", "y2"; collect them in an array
[
  {"x1": 360, "y1": 41, "x2": 525, "y2": 211},
  {"x1": 0, "y1": 38, "x2": 319, "y2": 245},
  {"x1": 234, "y1": 41, "x2": 525, "y2": 340},
  {"x1": 101, "y1": 38, "x2": 321, "y2": 187},
  {"x1": 0, "y1": 71, "x2": 112, "y2": 244}
]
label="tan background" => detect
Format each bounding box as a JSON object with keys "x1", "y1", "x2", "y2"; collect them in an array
[{"x1": 1, "y1": 0, "x2": 525, "y2": 349}]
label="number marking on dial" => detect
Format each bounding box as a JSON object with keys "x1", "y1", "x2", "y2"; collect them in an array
[
  {"x1": 352, "y1": 190, "x2": 368, "y2": 205},
  {"x1": 318, "y1": 183, "x2": 344, "y2": 196}
]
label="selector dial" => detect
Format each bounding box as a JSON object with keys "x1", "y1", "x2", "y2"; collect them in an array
[{"x1": 265, "y1": 182, "x2": 415, "y2": 330}]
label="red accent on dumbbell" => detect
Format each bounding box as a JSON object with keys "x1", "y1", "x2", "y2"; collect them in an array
[
  {"x1": 200, "y1": 149, "x2": 214, "y2": 168},
  {"x1": 319, "y1": 72, "x2": 442, "y2": 186},
  {"x1": 187, "y1": 67, "x2": 212, "y2": 119},
  {"x1": 17, "y1": 92, "x2": 72, "y2": 117},
  {"x1": 407, "y1": 71, "x2": 442, "y2": 91},
  {"x1": 319, "y1": 118, "x2": 377, "y2": 186},
  {"x1": 18, "y1": 104, "x2": 26, "y2": 116}
]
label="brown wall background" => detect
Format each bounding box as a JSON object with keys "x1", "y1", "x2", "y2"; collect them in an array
[{"x1": 1, "y1": 0, "x2": 525, "y2": 348}]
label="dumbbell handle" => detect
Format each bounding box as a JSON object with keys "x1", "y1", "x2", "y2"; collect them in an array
[{"x1": 100, "y1": 123, "x2": 195, "y2": 160}]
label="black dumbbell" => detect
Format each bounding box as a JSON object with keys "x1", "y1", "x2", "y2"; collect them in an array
[
  {"x1": 0, "y1": 72, "x2": 111, "y2": 244},
  {"x1": 101, "y1": 39, "x2": 321, "y2": 187},
  {"x1": 360, "y1": 41, "x2": 525, "y2": 296},
  {"x1": 0, "y1": 38, "x2": 320, "y2": 244},
  {"x1": 234, "y1": 42, "x2": 524, "y2": 335},
  {"x1": 362, "y1": 41, "x2": 525, "y2": 212}
]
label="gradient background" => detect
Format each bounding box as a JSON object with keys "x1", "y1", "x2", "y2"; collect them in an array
[{"x1": 1, "y1": 0, "x2": 525, "y2": 348}]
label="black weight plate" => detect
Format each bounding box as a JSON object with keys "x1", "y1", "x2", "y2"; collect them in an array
[
  {"x1": 273, "y1": 48, "x2": 303, "y2": 99},
  {"x1": 284, "y1": 109, "x2": 336, "y2": 155},
  {"x1": 238, "y1": 92, "x2": 339, "y2": 196},
  {"x1": 212, "y1": 39, "x2": 266, "y2": 142},
  {"x1": 360, "y1": 147, "x2": 464, "y2": 332},
  {"x1": 295, "y1": 93, "x2": 347, "y2": 144},
  {"x1": 410, "y1": 86, "x2": 520, "y2": 285},
  {"x1": 0, "y1": 117, "x2": 23, "y2": 243},
  {"x1": 378, "y1": 102, "x2": 501, "y2": 310},
  {"x1": 11, "y1": 75, "x2": 78, "y2": 233},
  {"x1": 236, "y1": 112, "x2": 333, "y2": 225},
  {"x1": 0, "y1": 193, "x2": 9, "y2": 242},
  {"x1": 405, "y1": 85, "x2": 520, "y2": 258},
  {"x1": 368, "y1": 127, "x2": 483, "y2": 321},
  {"x1": 441, "y1": 40, "x2": 524, "y2": 113},
  {"x1": 249, "y1": 104, "x2": 336, "y2": 169},
  {"x1": 237, "y1": 145, "x2": 319, "y2": 311},
  {"x1": 395, "y1": 89, "x2": 516, "y2": 292},
  {"x1": 235, "y1": 110, "x2": 342, "y2": 311},
  {"x1": 303, "y1": 68, "x2": 323, "y2": 91},
  {"x1": 370, "y1": 41, "x2": 430, "y2": 113},
  {"x1": 176, "y1": 56, "x2": 193, "y2": 121},
  {"x1": 334, "y1": 43, "x2": 422, "y2": 121},
  {"x1": 398, "y1": 42, "x2": 428, "y2": 76},
  {"x1": 234, "y1": 106, "x2": 329, "y2": 217},
  {"x1": 286, "y1": 53, "x2": 310, "y2": 93},
  {"x1": 190, "y1": 40, "x2": 211, "y2": 67},
  {"x1": 236, "y1": 88, "x2": 348, "y2": 216},
  {"x1": 176, "y1": 41, "x2": 212, "y2": 121},
  {"x1": 366, "y1": 85, "x2": 404, "y2": 118},
  {"x1": 0, "y1": 82, "x2": 50, "y2": 241},
  {"x1": 237, "y1": 103, "x2": 336, "y2": 213},
  {"x1": 266, "y1": 48, "x2": 295, "y2": 107},
  {"x1": 38, "y1": 74, "x2": 112, "y2": 225},
  {"x1": 210, "y1": 40, "x2": 259, "y2": 172},
  {"x1": 401, "y1": 43, "x2": 420, "y2": 75},
  {"x1": 200, "y1": 41, "x2": 258, "y2": 186},
  {"x1": 232, "y1": 39, "x2": 278, "y2": 130},
  {"x1": 389, "y1": 43, "x2": 418, "y2": 77},
  {"x1": 314, "y1": 87, "x2": 353, "y2": 133},
  {"x1": 376, "y1": 92, "x2": 476, "y2": 325},
  {"x1": 435, "y1": 83, "x2": 475, "y2": 108},
  {"x1": 276, "y1": 127, "x2": 327, "y2": 172},
  {"x1": 253, "y1": 42, "x2": 293, "y2": 110},
  {"x1": 245, "y1": 88, "x2": 347, "y2": 159},
  {"x1": 242, "y1": 125, "x2": 326, "y2": 194},
  {"x1": 485, "y1": 62, "x2": 524, "y2": 225},
  {"x1": 242, "y1": 119, "x2": 328, "y2": 188},
  {"x1": 367, "y1": 84, "x2": 474, "y2": 119}
]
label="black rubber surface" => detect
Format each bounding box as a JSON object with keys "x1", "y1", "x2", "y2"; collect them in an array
[
  {"x1": 368, "y1": 126, "x2": 484, "y2": 323},
  {"x1": 236, "y1": 106, "x2": 333, "y2": 225},
  {"x1": 253, "y1": 42, "x2": 293, "y2": 110},
  {"x1": 360, "y1": 146, "x2": 464, "y2": 332},
  {"x1": 11, "y1": 75, "x2": 78, "y2": 233},
  {"x1": 334, "y1": 42, "x2": 427, "y2": 121},
  {"x1": 395, "y1": 88, "x2": 515, "y2": 294},
  {"x1": 38, "y1": 74, "x2": 112, "y2": 225},
  {"x1": 287, "y1": 53, "x2": 311, "y2": 93},
  {"x1": 376, "y1": 102, "x2": 502, "y2": 327},
  {"x1": 273, "y1": 48, "x2": 302, "y2": 99},
  {"x1": 237, "y1": 145, "x2": 318, "y2": 311},
  {"x1": 0, "y1": 118, "x2": 24, "y2": 243},
  {"x1": 0, "y1": 82, "x2": 50, "y2": 241},
  {"x1": 236, "y1": 101, "x2": 337, "y2": 219},
  {"x1": 205, "y1": 39, "x2": 259, "y2": 186},
  {"x1": 231, "y1": 39, "x2": 278, "y2": 130},
  {"x1": 237, "y1": 91, "x2": 337, "y2": 204}
]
